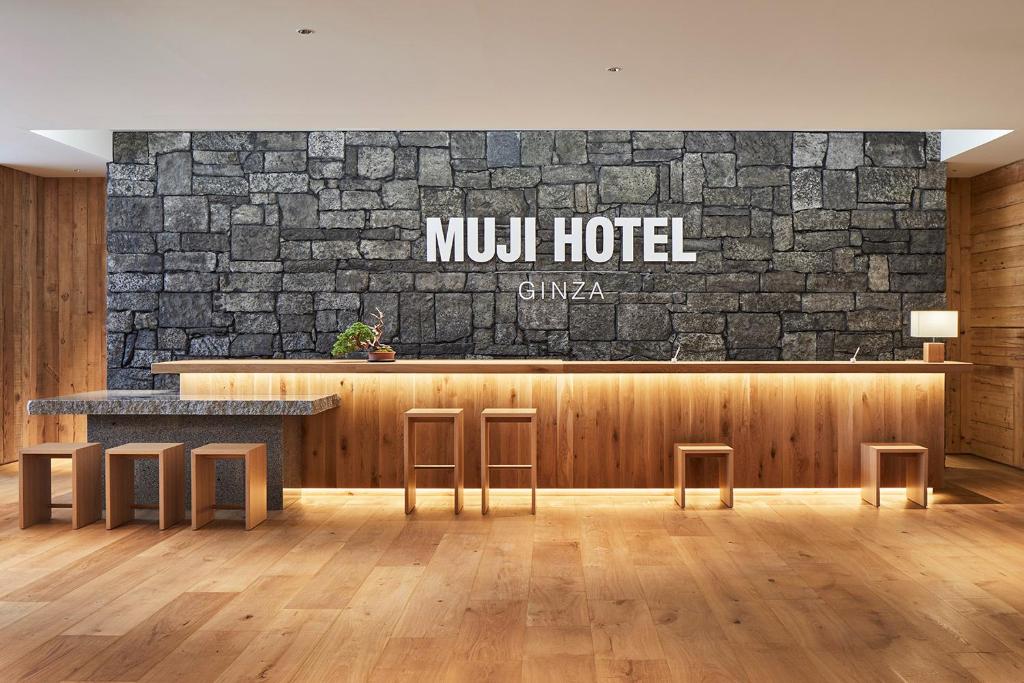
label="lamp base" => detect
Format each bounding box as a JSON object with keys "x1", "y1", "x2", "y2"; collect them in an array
[{"x1": 922, "y1": 342, "x2": 945, "y2": 363}]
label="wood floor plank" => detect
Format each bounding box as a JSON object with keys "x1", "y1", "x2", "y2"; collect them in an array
[
  {"x1": 70, "y1": 591, "x2": 236, "y2": 681},
  {"x1": 390, "y1": 531, "x2": 488, "y2": 639},
  {"x1": 287, "y1": 565, "x2": 424, "y2": 681},
  {"x1": 212, "y1": 609, "x2": 339, "y2": 683},
  {"x1": 2, "y1": 634, "x2": 117, "y2": 682},
  {"x1": 0, "y1": 456, "x2": 1023, "y2": 681}
]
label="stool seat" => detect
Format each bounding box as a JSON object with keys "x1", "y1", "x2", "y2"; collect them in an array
[
  {"x1": 673, "y1": 443, "x2": 734, "y2": 509},
  {"x1": 404, "y1": 408, "x2": 464, "y2": 514},
  {"x1": 481, "y1": 408, "x2": 537, "y2": 420},
  {"x1": 405, "y1": 408, "x2": 463, "y2": 419},
  {"x1": 861, "y1": 442, "x2": 928, "y2": 508},
  {"x1": 106, "y1": 442, "x2": 185, "y2": 530},
  {"x1": 192, "y1": 443, "x2": 267, "y2": 530},
  {"x1": 481, "y1": 408, "x2": 538, "y2": 515},
  {"x1": 19, "y1": 443, "x2": 102, "y2": 529},
  {"x1": 21, "y1": 442, "x2": 97, "y2": 455}
]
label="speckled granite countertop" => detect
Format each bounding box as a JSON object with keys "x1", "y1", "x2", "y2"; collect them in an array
[{"x1": 27, "y1": 390, "x2": 340, "y2": 416}]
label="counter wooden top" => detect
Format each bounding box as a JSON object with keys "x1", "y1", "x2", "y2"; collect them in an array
[{"x1": 152, "y1": 359, "x2": 971, "y2": 375}]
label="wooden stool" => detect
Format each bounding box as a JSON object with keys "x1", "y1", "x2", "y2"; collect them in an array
[
  {"x1": 673, "y1": 443, "x2": 734, "y2": 509},
  {"x1": 404, "y1": 409, "x2": 464, "y2": 514},
  {"x1": 861, "y1": 442, "x2": 928, "y2": 508},
  {"x1": 19, "y1": 443, "x2": 103, "y2": 529},
  {"x1": 191, "y1": 443, "x2": 268, "y2": 530},
  {"x1": 481, "y1": 408, "x2": 538, "y2": 515},
  {"x1": 105, "y1": 443, "x2": 185, "y2": 530}
]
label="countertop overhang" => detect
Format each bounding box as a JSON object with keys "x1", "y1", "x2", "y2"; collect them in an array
[
  {"x1": 27, "y1": 390, "x2": 341, "y2": 416},
  {"x1": 151, "y1": 359, "x2": 972, "y2": 375}
]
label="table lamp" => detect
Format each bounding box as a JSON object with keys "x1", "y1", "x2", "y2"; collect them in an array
[{"x1": 910, "y1": 310, "x2": 958, "y2": 362}]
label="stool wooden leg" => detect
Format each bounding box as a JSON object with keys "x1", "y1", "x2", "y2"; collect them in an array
[
  {"x1": 720, "y1": 450, "x2": 734, "y2": 508},
  {"x1": 106, "y1": 455, "x2": 134, "y2": 530},
  {"x1": 861, "y1": 444, "x2": 880, "y2": 507},
  {"x1": 159, "y1": 446, "x2": 186, "y2": 530},
  {"x1": 246, "y1": 445, "x2": 269, "y2": 529},
  {"x1": 453, "y1": 412, "x2": 464, "y2": 514},
  {"x1": 481, "y1": 418, "x2": 490, "y2": 515},
  {"x1": 404, "y1": 416, "x2": 416, "y2": 514},
  {"x1": 71, "y1": 445, "x2": 103, "y2": 529},
  {"x1": 529, "y1": 417, "x2": 537, "y2": 515},
  {"x1": 191, "y1": 453, "x2": 216, "y2": 530},
  {"x1": 673, "y1": 448, "x2": 684, "y2": 509},
  {"x1": 906, "y1": 450, "x2": 928, "y2": 508},
  {"x1": 19, "y1": 454, "x2": 52, "y2": 529}
]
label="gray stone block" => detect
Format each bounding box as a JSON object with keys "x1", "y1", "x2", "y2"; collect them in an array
[
  {"x1": 382, "y1": 180, "x2": 420, "y2": 209},
  {"x1": 826, "y1": 133, "x2": 863, "y2": 169},
  {"x1": 308, "y1": 131, "x2": 345, "y2": 159},
  {"x1": 156, "y1": 152, "x2": 192, "y2": 195},
  {"x1": 486, "y1": 131, "x2": 521, "y2": 167},
  {"x1": 163, "y1": 196, "x2": 208, "y2": 232},
  {"x1": 569, "y1": 304, "x2": 615, "y2": 340},
  {"x1": 419, "y1": 148, "x2": 453, "y2": 187},
  {"x1": 357, "y1": 146, "x2": 395, "y2": 179},
  {"x1": 466, "y1": 189, "x2": 528, "y2": 219},
  {"x1": 159, "y1": 293, "x2": 212, "y2": 326},
  {"x1": 617, "y1": 304, "x2": 671, "y2": 340},
  {"x1": 865, "y1": 133, "x2": 925, "y2": 167},
  {"x1": 791, "y1": 168, "x2": 822, "y2": 211},
  {"x1": 554, "y1": 131, "x2": 588, "y2": 164},
  {"x1": 451, "y1": 132, "x2": 485, "y2": 159},
  {"x1": 793, "y1": 133, "x2": 827, "y2": 167},
  {"x1": 250, "y1": 173, "x2": 309, "y2": 193},
  {"x1": 264, "y1": 151, "x2": 307, "y2": 172},
  {"x1": 703, "y1": 153, "x2": 736, "y2": 188},
  {"x1": 737, "y1": 166, "x2": 790, "y2": 187},
  {"x1": 727, "y1": 313, "x2": 780, "y2": 348},
  {"x1": 278, "y1": 194, "x2": 318, "y2": 230},
  {"x1": 685, "y1": 132, "x2": 734, "y2": 152},
  {"x1": 599, "y1": 167, "x2": 658, "y2": 203},
  {"x1": 735, "y1": 132, "x2": 792, "y2": 166},
  {"x1": 435, "y1": 293, "x2": 473, "y2": 341},
  {"x1": 633, "y1": 131, "x2": 684, "y2": 149},
  {"x1": 231, "y1": 226, "x2": 279, "y2": 261},
  {"x1": 858, "y1": 167, "x2": 918, "y2": 203}
]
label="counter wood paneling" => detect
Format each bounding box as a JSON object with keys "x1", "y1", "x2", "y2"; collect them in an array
[{"x1": 162, "y1": 360, "x2": 963, "y2": 490}]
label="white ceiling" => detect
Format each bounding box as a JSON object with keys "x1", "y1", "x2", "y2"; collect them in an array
[{"x1": 2, "y1": 0, "x2": 1023, "y2": 177}]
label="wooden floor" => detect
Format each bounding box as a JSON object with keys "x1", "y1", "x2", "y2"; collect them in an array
[{"x1": 1, "y1": 456, "x2": 1024, "y2": 682}]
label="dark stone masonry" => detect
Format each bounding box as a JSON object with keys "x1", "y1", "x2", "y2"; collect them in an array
[{"x1": 106, "y1": 130, "x2": 946, "y2": 389}]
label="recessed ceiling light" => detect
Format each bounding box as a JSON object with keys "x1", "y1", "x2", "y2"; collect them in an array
[
  {"x1": 607, "y1": 66, "x2": 622, "y2": 72},
  {"x1": 296, "y1": 28, "x2": 315, "y2": 35}
]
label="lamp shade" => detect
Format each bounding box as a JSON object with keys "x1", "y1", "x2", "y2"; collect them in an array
[{"x1": 910, "y1": 310, "x2": 958, "y2": 338}]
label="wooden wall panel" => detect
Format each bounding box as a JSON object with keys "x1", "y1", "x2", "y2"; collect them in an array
[
  {"x1": 0, "y1": 167, "x2": 106, "y2": 464},
  {"x1": 180, "y1": 371, "x2": 946, "y2": 489},
  {"x1": 947, "y1": 161, "x2": 1024, "y2": 469}
]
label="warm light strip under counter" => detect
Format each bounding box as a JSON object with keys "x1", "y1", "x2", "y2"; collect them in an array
[{"x1": 172, "y1": 367, "x2": 954, "y2": 491}]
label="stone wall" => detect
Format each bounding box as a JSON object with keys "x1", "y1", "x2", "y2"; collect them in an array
[{"x1": 106, "y1": 130, "x2": 946, "y2": 389}]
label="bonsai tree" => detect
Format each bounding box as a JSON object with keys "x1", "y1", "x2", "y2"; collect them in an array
[{"x1": 331, "y1": 308, "x2": 394, "y2": 357}]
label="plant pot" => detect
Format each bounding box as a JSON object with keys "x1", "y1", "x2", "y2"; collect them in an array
[{"x1": 367, "y1": 350, "x2": 396, "y2": 362}]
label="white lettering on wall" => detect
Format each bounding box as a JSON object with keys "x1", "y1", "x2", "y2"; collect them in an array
[
  {"x1": 426, "y1": 217, "x2": 464, "y2": 262},
  {"x1": 467, "y1": 217, "x2": 496, "y2": 262},
  {"x1": 428, "y1": 216, "x2": 697, "y2": 264}
]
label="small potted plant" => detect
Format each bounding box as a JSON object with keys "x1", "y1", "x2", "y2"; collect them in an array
[{"x1": 331, "y1": 308, "x2": 396, "y2": 362}]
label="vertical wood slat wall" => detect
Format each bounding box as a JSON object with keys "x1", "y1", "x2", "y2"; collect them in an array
[
  {"x1": 947, "y1": 161, "x2": 1024, "y2": 469},
  {"x1": 0, "y1": 166, "x2": 106, "y2": 465}
]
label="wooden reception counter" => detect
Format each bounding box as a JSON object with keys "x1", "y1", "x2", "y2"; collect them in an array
[{"x1": 152, "y1": 359, "x2": 970, "y2": 490}]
